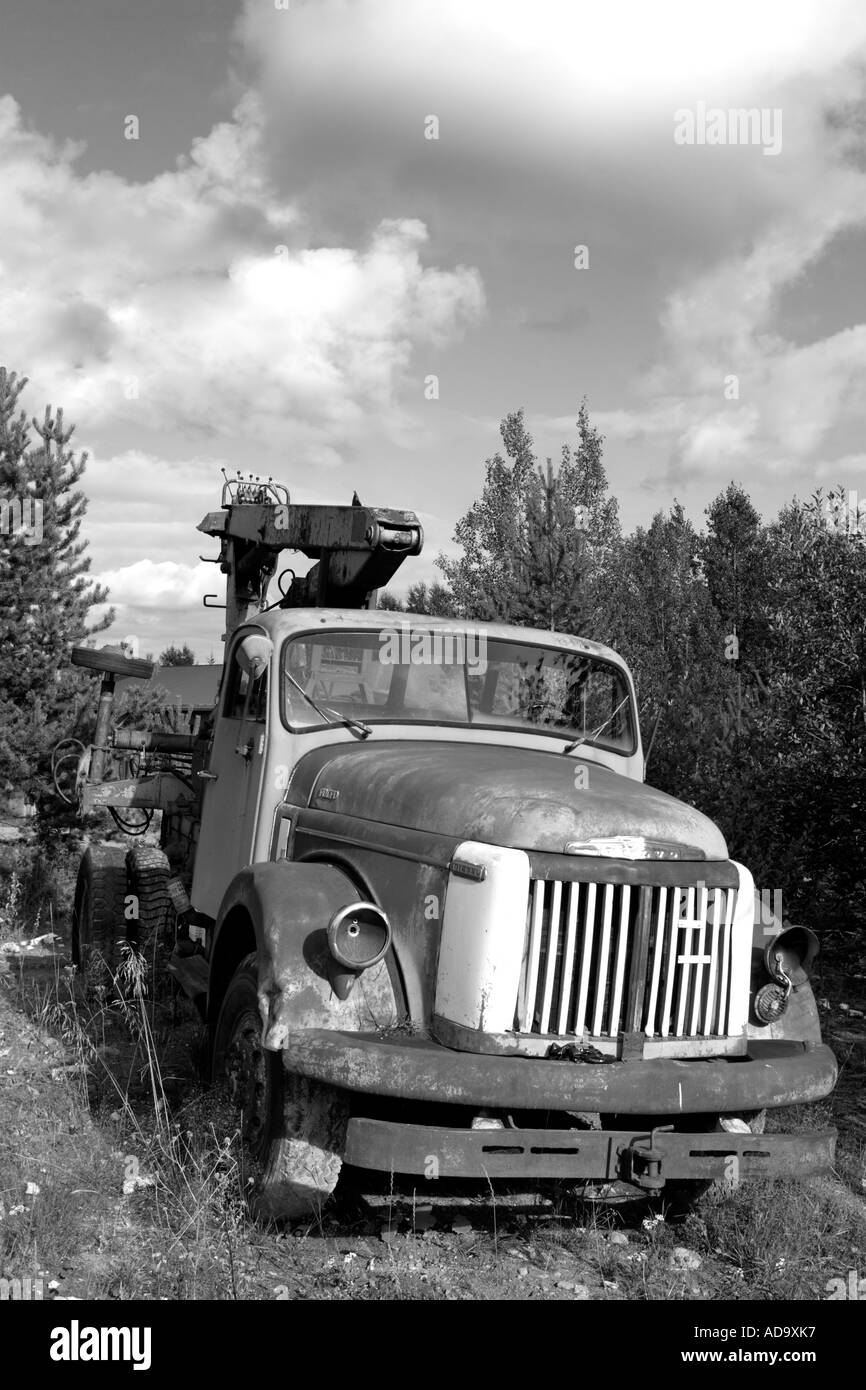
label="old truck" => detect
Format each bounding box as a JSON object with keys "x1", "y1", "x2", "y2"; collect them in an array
[{"x1": 66, "y1": 475, "x2": 837, "y2": 1218}]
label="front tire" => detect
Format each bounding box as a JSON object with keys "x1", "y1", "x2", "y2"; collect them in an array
[{"x1": 211, "y1": 954, "x2": 349, "y2": 1222}]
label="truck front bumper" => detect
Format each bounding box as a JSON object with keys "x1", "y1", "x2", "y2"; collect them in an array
[
  {"x1": 283, "y1": 1031, "x2": 837, "y2": 1113},
  {"x1": 342, "y1": 1118, "x2": 835, "y2": 1184},
  {"x1": 283, "y1": 1032, "x2": 837, "y2": 1186}
]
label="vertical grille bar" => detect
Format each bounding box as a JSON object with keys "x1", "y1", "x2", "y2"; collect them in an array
[
  {"x1": 519, "y1": 879, "x2": 545, "y2": 1031},
  {"x1": 661, "y1": 887, "x2": 681, "y2": 1037},
  {"x1": 702, "y1": 889, "x2": 723, "y2": 1035},
  {"x1": 644, "y1": 885, "x2": 667, "y2": 1037},
  {"x1": 717, "y1": 888, "x2": 735, "y2": 1035},
  {"x1": 557, "y1": 882, "x2": 579, "y2": 1034},
  {"x1": 609, "y1": 884, "x2": 631, "y2": 1034},
  {"x1": 689, "y1": 882, "x2": 710, "y2": 1035},
  {"x1": 626, "y1": 885, "x2": 654, "y2": 1033},
  {"x1": 573, "y1": 882, "x2": 596, "y2": 1035},
  {"x1": 592, "y1": 885, "x2": 614, "y2": 1035},
  {"x1": 538, "y1": 879, "x2": 562, "y2": 1033},
  {"x1": 674, "y1": 887, "x2": 694, "y2": 1037}
]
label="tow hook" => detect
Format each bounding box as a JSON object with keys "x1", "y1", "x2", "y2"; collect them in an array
[{"x1": 617, "y1": 1124, "x2": 674, "y2": 1190}]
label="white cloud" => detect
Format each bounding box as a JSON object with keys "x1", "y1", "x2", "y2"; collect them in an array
[
  {"x1": 240, "y1": 0, "x2": 866, "y2": 125},
  {"x1": 95, "y1": 559, "x2": 213, "y2": 610},
  {"x1": 589, "y1": 174, "x2": 866, "y2": 482},
  {"x1": 233, "y1": 0, "x2": 866, "y2": 504},
  {"x1": 0, "y1": 93, "x2": 484, "y2": 463}
]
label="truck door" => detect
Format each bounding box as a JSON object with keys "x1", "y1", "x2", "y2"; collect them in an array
[{"x1": 191, "y1": 635, "x2": 268, "y2": 920}]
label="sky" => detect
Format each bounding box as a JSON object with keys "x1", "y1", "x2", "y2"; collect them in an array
[{"x1": 1, "y1": 0, "x2": 866, "y2": 658}]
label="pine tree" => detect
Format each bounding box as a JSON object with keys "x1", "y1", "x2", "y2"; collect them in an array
[
  {"x1": 507, "y1": 460, "x2": 589, "y2": 632},
  {"x1": 604, "y1": 502, "x2": 729, "y2": 785},
  {"x1": 0, "y1": 367, "x2": 112, "y2": 811},
  {"x1": 436, "y1": 408, "x2": 538, "y2": 622},
  {"x1": 159, "y1": 643, "x2": 196, "y2": 666},
  {"x1": 437, "y1": 403, "x2": 619, "y2": 629}
]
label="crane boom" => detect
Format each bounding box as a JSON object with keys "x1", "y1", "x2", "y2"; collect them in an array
[{"x1": 196, "y1": 475, "x2": 423, "y2": 641}]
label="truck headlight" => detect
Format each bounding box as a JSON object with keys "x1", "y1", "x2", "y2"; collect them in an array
[
  {"x1": 327, "y1": 902, "x2": 391, "y2": 971},
  {"x1": 764, "y1": 924, "x2": 819, "y2": 987},
  {"x1": 754, "y1": 925, "x2": 819, "y2": 1025},
  {"x1": 754, "y1": 982, "x2": 791, "y2": 1024}
]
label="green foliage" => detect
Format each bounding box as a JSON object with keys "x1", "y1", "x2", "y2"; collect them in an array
[
  {"x1": 437, "y1": 403, "x2": 619, "y2": 630},
  {"x1": 158, "y1": 643, "x2": 195, "y2": 666},
  {"x1": 376, "y1": 590, "x2": 404, "y2": 612},
  {"x1": 437, "y1": 403, "x2": 865, "y2": 927},
  {"x1": 620, "y1": 485, "x2": 866, "y2": 923},
  {"x1": 377, "y1": 581, "x2": 459, "y2": 616},
  {"x1": 601, "y1": 502, "x2": 731, "y2": 788},
  {"x1": 0, "y1": 367, "x2": 112, "y2": 812},
  {"x1": 405, "y1": 581, "x2": 458, "y2": 617}
]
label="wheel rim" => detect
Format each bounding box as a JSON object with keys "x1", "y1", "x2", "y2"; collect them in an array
[{"x1": 223, "y1": 1007, "x2": 272, "y2": 1157}]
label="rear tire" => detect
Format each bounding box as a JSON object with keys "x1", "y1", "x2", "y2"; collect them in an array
[
  {"x1": 212, "y1": 954, "x2": 349, "y2": 1222},
  {"x1": 71, "y1": 844, "x2": 129, "y2": 970},
  {"x1": 126, "y1": 844, "x2": 171, "y2": 956}
]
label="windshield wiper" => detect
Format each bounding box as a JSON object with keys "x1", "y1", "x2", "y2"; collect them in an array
[
  {"x1": 284, "y1": 670, "x2": 372, "y2": 740},
  {"x1": 561, "y1": 694, "x2": 631, "y2": 755}
]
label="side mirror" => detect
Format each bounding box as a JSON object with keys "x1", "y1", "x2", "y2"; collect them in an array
[{"x1": 236, "y1": 634, "x2": 273, "y2": 681}]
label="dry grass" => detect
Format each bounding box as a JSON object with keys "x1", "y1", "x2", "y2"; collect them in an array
[{"x1": 1, "y1": 860, "x2": 864, "y2": 1300}]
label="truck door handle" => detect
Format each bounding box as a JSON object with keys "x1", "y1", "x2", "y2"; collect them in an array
[
  {"x1": 196, "y1": 770, "x2": 218, "y2": 782},
  {"x1": 235, "y1": 740, "x2": 253, "y2": 760}
]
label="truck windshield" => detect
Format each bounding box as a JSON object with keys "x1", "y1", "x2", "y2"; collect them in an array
[{"x1": 282, "y1": 628, "x2": 636, "y2": 754}]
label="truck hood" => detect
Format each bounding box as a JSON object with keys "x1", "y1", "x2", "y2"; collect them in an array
[{"x1": 299, "y1": 741, "x2": 728, "y2": 859}]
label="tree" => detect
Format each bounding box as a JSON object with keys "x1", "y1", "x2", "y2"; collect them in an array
[
  {"x1": 376, "y1": 591, "x2": 404, "y2": 612},
  {"x1": 700, "y1": 484, "x2": 776, "y2": 750},
  {"x1": 437, "y1": 403, "x2": 619, "y2": 629},
  {"x1": 436, "y1": 409, "x2": 538, "y2": 621},
  {"x1": 734, "y1": 489, "x2": 866, "y2": 911},
  {"x1": 159, "y1": 643, "x2": 195, "y2": 666},
  {"x1": 604, "y1": 503, "x2": 730, "y2": 789},
  {"x1": 405, "y1": 581, "x2": 458, "y2": 617},
  {"x1": 508, "y1": 460, "x2": 589, "y2": 632},
  {"x1": 0, "y1": 367, "x2": 112, "y2": 812}
]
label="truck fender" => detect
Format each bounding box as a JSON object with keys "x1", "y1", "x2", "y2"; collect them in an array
[{"x1": 208, "y1": 861, "x2": 401, "y2": 1051}]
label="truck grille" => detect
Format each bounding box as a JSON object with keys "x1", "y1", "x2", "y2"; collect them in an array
[{"x1": 516, "y1": 879, "x2": 737, "y2": 1040}]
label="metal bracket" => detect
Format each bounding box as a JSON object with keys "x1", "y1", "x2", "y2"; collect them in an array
[
  {"x1": 617, "y1": 1030, "x2": 646, "y2": 1061},
  {"x1": 617, "y1": 1124, "x2": 674, "y2": 1190}
]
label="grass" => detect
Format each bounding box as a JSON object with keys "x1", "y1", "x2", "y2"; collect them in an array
[{"x1": 0, "y1": 855, "x2": 864, "y2": 1300}]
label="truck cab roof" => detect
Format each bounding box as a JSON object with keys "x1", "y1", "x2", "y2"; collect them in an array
[{"x1": 251, "y1": 605, "x2": 630, "y2": 674}]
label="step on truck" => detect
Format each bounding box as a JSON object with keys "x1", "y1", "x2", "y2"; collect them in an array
[{"x1": 65, "y1": 473, "x2": 837, "y2": 1219}]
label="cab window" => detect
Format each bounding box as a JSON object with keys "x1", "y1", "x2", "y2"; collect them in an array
[{"x1": 224, "y1": 650, "x2": 267, "y2": 721}]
